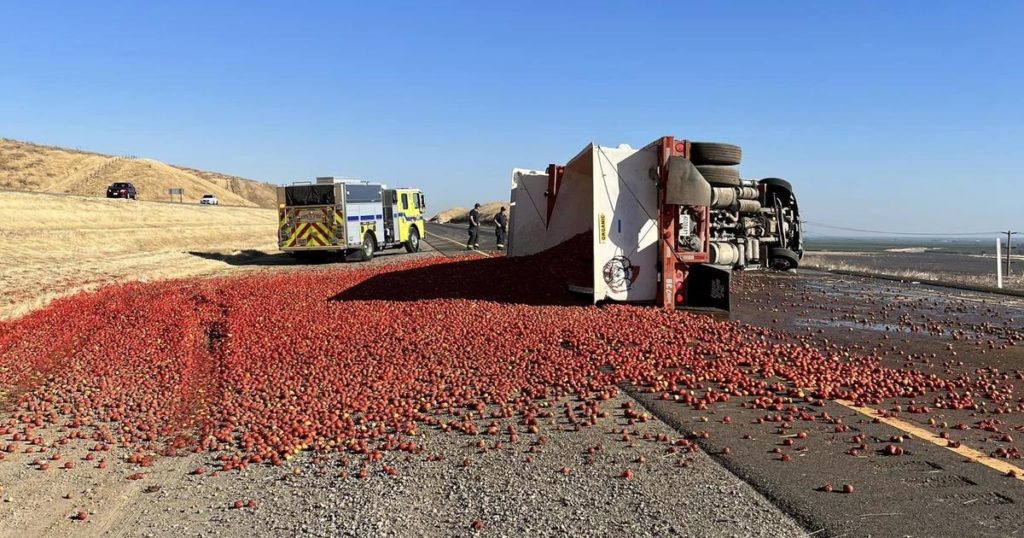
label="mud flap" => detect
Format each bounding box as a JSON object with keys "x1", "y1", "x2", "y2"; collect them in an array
[
  {"x1": 665, "y1": 156, "x2": 711, "y2": 207},
  {"x1": 684, "y1": 265, "x2": 731, "y2": 311}
]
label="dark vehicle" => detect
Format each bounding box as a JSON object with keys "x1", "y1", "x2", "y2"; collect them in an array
[{"x1": 106, "y1": 182, "x2": 137, "y2": 200}]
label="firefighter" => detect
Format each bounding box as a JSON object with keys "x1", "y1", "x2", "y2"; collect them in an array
[
  {"x1": 466, "y1": 203, "x2": 481, "y2": 250},
  {"x1": 494, "y1": 206, "x2": 508, "y2": 250}
]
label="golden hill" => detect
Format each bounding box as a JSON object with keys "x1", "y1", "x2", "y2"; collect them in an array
[
  {"x1": 0, "y1": 190, "x2": 277, "y2": 319},
  {"x1": 431, "y1": 201, "x2": 507, "y2": 224},
  {"x1": 0, "y1": 138, "x2": 278, "y2": 208}
]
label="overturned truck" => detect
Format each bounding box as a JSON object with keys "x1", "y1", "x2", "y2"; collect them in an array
[{"x1": 507, "y1": 136, "x2": 802, "y2": 311}]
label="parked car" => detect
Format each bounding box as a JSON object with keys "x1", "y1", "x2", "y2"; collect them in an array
[
  {"x1": 106, "y1": 182, "x2": 137, "y2": 200},
  {"x1": 200, "y1": 194, "x2": 219, "y2": 205}
]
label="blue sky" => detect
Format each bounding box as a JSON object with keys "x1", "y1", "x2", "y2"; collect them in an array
[{"x1": 1, "y1": 1, "x2": 1021, "y2": 235}]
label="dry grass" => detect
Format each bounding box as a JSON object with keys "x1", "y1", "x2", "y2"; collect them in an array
[
  {"x1": 432, "y1": 206, "x2": 468, "y2": 223},
  {"x1": 0, "y1": 191, "x2": 277, "y2": 319},
  {"x1": 801, "y1": 253, "x2": 1024, "y2": 291},
  {"x1": 432, "y1": 201, "x2": 506, "y2": 224},
  {"x1": 0, "y1": 138, "x2": 278, "y2": 208}
]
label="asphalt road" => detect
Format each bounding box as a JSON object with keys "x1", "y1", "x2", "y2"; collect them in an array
[
  {"x1": 417, "y1": 232, "x2": 1024, "y2": 538},
  {"x1": 635, "y1": 270, "x2": 1024, "y2": 538},
  {"x1": 424, "y1": 222, "x2": 499, "y2": 256}
]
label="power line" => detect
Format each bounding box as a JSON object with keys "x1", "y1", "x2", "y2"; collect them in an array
[{"x1": 802, "y1": 221, "x2": 1004, "y2": 237}]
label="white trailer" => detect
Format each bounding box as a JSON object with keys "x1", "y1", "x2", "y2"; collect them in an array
[{"x1": 508, "y1": 136, "x2": 802, "y2": 311}]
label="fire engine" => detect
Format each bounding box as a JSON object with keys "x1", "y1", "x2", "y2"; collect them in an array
[
  {"x1": 507, "y1": 137, "x2": 802, "y2": 311},
  {"x1": 277, "y1": 177, "x2": 426, "y2": 260}
]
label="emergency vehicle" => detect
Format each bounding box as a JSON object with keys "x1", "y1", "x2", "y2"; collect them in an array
[{"x1": 277, "y1": 177, "x2": 426, "y2": 260}]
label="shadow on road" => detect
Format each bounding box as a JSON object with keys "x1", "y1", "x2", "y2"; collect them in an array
[
  {"x1": 188, "y1": 249, "x2": 340, "y2": 266},
  {"x1": 332, "y1": 234, "x2": 593, "y2": 306}
]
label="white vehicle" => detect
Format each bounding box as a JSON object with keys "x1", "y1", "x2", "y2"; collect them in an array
[{"x1": 200, "y1": 194, "x2": 218, "y2": 205}]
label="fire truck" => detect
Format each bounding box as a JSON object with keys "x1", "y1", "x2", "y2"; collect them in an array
[
  {"x1": 277, "y1": 177, "x2": 426, "y2": 260},
  {"x1": 507, "y1": 137, "x2": 802, "y2": 311}
]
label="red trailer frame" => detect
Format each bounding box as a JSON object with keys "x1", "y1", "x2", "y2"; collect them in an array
[{"x1": 654, "y1": 136, "x2": 711, "y2": 310}]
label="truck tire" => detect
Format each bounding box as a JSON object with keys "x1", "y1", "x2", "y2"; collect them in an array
[
  {"x1": 404, "y1": 228, "x2": 421, "y2": 253},
  {"x1": 767, "y1": 247, "x2": 799, "y2": 271},
  {"x1": 690, "y1": 142, "x2": 742, "y2": 166},
  {"x1": 360, "y1": 233, "x2": 375, "y2": 261},
  {"x1": 759, "y1": 177, "x2": 793, "y2": 193},
  {"x1": 696, "y1": 165, "x2": 742, "y2": 187}
]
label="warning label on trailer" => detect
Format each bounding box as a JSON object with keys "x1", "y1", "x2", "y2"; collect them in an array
[{"x1": 598, "y1": 213, "x2": 607, "y2": 244}]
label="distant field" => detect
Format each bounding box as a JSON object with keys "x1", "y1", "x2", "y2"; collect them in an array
[
  {"x1": 0, "y1": 138, "x2": 278, "y2": 207},
  {"x1": 432, "y1": 201, "x2": 505, "y2": 224},
  {"x1": 803, "y1": 236, "x2": 1009, "y2": 255},
  {"x1": 0, "y1": 191, "x2": 276, "y2": 319},
  {"x1": 803, "y1": 249, "x2": 1024, "y2": 291},
  {"x1": 802, "y1": 236, "x2": 1024, "y2": 289}
]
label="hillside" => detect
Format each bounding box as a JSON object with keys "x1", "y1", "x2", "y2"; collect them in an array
[
  {"x1": 432, "y1": 201, "x2": 506, "y2": 224},
  {"x1": 0, "y1": 190, "x2": 276, "y2": 319},
  {"x1": 0, "y1": 138, "x2": 278, "y2": 208}
]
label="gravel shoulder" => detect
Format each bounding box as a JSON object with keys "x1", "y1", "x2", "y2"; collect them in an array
[{"x1": 0, "y1": 394, "x2": 805, "y2": 537}]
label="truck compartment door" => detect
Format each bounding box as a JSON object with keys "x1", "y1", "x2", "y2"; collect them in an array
[{"x1": 289, "y1": 207, "x2": 335, "y2": 247}]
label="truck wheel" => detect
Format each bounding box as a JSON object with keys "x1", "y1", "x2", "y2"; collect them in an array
[
  {"x1": 404, "y1": 228, "x2": 420, "y2": 253},
  {"x1": 759, "y1": 177, "x2": 793, "y2": 193},
  {"x1": 767, "y1": 247, "x2": 799, "y2": 271},
  {"x1": 689, "y1": 142, "x2": 742, "y2": 166},
  {"x1": 360, "y1": 233, "x2": 375, "y2": 261},
  {"x1": 696, "y1": 165, "x2": 742, "y2": 187}
]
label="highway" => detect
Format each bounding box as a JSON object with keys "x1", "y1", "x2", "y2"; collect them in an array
[
  {"x1": 423, "y1": 222, "x2": 499, "y2": 257},
  {"x1": 417, "y1": 228, "x2": 1024, "y2": 537}
]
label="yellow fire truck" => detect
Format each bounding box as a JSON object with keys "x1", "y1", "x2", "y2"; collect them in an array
[{"x1": 278, "y1": 177, "x2": 426, "y2": 260}]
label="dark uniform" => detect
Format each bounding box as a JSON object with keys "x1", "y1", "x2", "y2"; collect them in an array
[
  {"x1": 494, "y1": 209, "x2": 508, "y2": 249},
  {"x1": 466, "y1": 207, "x2": 480, "y2": 249}
]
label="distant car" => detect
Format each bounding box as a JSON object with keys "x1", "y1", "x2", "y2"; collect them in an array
[
  {"x1": 200, "y1": 194, "x2": 219, "y2": 205},
  {"x1": 106, "y1": 182, "x2": 137, "y2": 200}
]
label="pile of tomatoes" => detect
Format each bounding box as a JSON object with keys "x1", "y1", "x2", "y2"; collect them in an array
[{"x1": 0, "y1": 238, "x2": 1017, "y2": 470}]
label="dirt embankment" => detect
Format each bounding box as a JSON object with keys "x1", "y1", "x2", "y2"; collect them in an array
[
  {"x1": 0, "y1": 191, "x2": 276, "y2": 319},
  {"x1": 431, "y1": 201, "x2": 506, "y2": 224},
  {"x1": 0, "y1": 138, "x2": 278, "y2": 208}
]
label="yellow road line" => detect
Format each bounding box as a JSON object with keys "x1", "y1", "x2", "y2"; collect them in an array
[
  {"x1": 425, "y1": 232, "x2": 491, "y2": 257},
  {"x1": 835, "y1": 399, "x2": 1023, "y2": 481}
]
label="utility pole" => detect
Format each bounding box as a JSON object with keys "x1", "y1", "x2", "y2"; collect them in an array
[
  {"x1": 1005, "y1": 230, "x2": 1018, "y2": 276},
  {"x1": 996, "y1": 238, "x2": 1003, "y2": 288}
]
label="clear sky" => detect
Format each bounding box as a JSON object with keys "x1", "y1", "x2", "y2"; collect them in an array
[{"x1": 1, "y1": 1, "x2": 1021, "y2": 235}]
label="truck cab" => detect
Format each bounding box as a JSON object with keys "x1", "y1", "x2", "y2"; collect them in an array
[{"x1": 392, "y1": 188, "x2": 426, "y2": 253}]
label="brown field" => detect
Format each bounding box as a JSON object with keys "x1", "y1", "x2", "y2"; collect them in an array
[
  {"x1": 0, "y1": 191, "x2": 277, "y2": 319},
  {"x1": 431, "y1": 201, "x2": 505, "y2": 224},
  {"x1": 0, "y1": 138, "x2": 277, "y2": 207},
  {"x1": 802, "y1": 251, "x2": 1024, "y2": 290}
]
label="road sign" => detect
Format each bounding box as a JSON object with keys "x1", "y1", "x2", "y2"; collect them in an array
[{"x1": 168, "y1": 188, "x2": 184, "y2": 203}]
